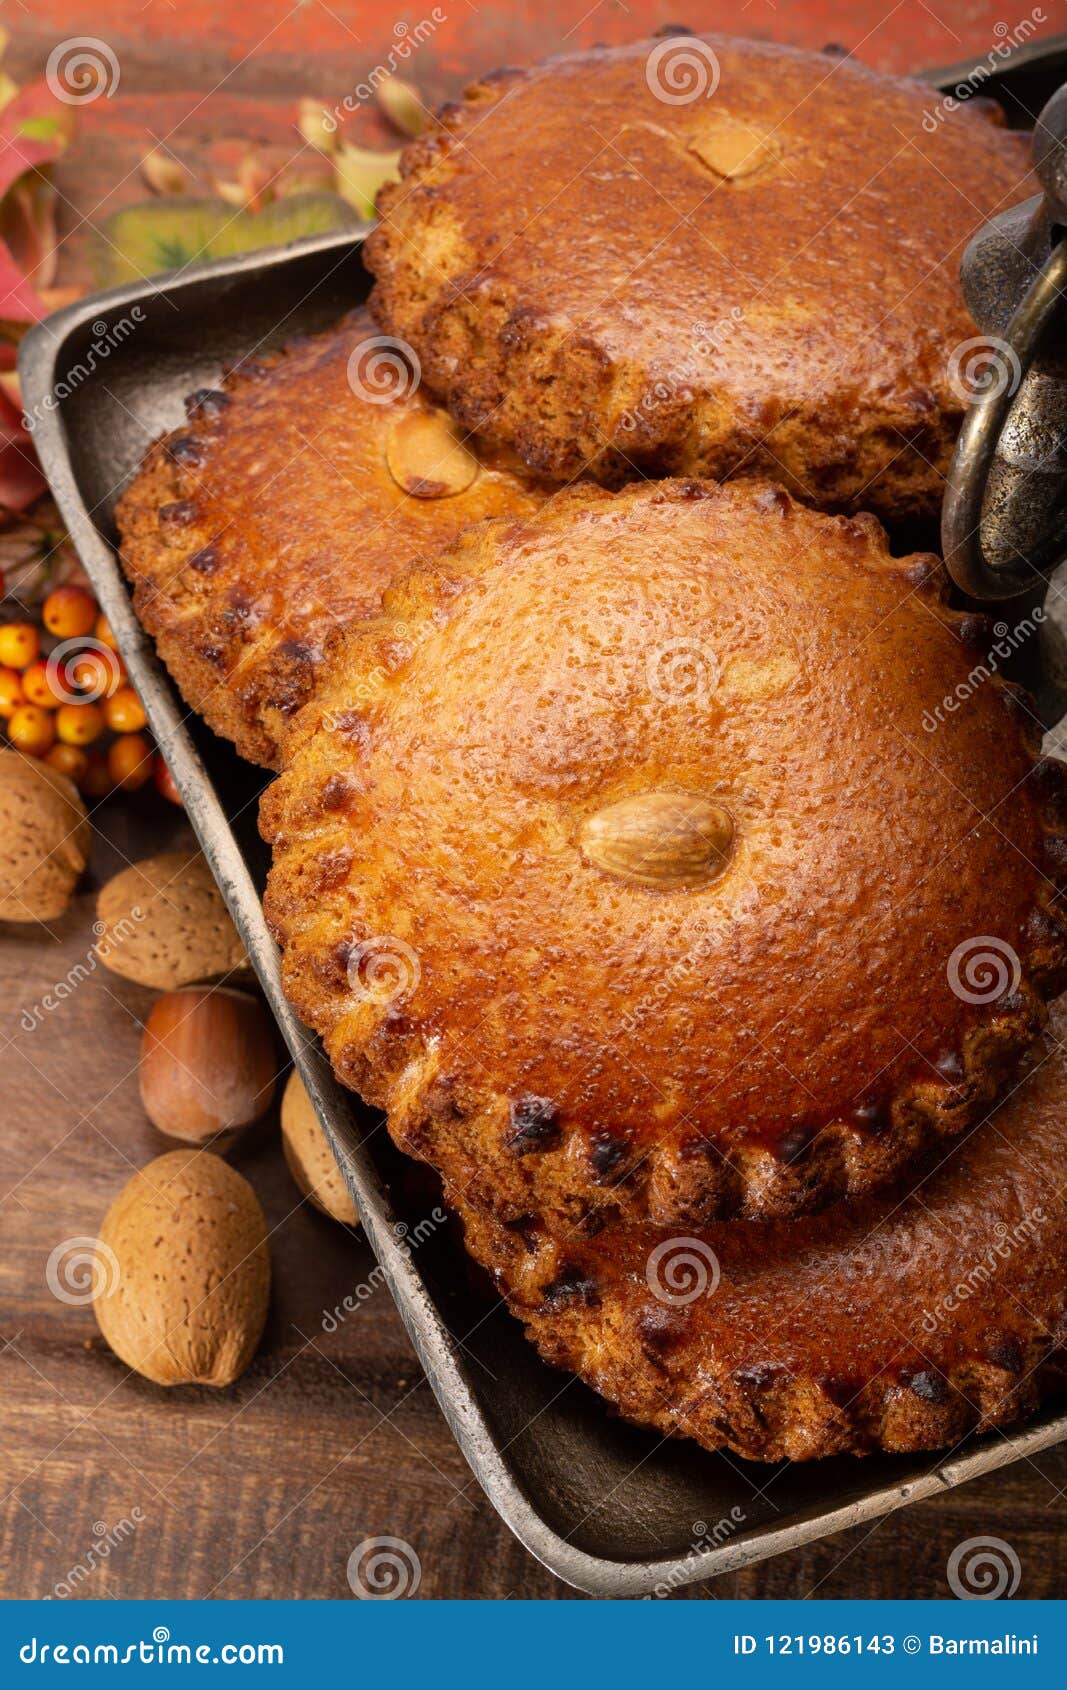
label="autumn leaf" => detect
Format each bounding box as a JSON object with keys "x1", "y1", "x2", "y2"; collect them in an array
[
  {"x1": 333, "y1": 144, "x2": 401, "y2": 218},
  {"x1": 0, "y1": 73, "x2": 73, "y2": 318},
  {"x1": 377, "y1": 74, "x2": 431, "y2": 138},
  {"x1": 90, "y1": 191, "x2": 362, "y2": 286},
  {"x1": 0, "y1": 377, "x2": 45, "y2": 518}
]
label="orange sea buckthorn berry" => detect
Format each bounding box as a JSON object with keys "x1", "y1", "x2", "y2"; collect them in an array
[
  {"x1": 7, "y1": 704, "x2": 56, "y2": 756},
  {"x1": 42, "y1": 585, "x2": 97, "y2": 639},
  {"x1": 78, "y1": 748, "x2": 112, "y2": 800},
  {"x1": 44, "y1": 742, "x2": 89, "y2": 783},
  {"x1": 153, "y1": 753, "x2": 184, "y2": 807},
  {"x1": 55, "y1": 701, "x2": 105, "y2": 746},
  {"x1": 0, "y1": 622, "x2": 40, "y2": 669},
  {"x1": 94, "y1": 611, "x2": 120, "y2": 650},
  {"x1": 108, "y1": 732, "x2": 153, "y2": 791},
  {"x1": 104, "y1": 685, "x2": 147, "y2": 735},
  {"x1": 0, "y1": 667, "x2": 24, "y2": 717},
  {"x1": 21, "y1": 659, "x2": 67, "y2": 710}
]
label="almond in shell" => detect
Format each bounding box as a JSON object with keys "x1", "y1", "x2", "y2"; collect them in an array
[
  {"x1": 96, "y1": 851, "x2": 248, "y2": 988},
  {"x1": 0, "y1": 749, "x2": 90, "y2": 922},
  {"x1": 92, "y1": 1149, "x2": 269, "y2": 1387},
  {"x1": 281, "y1": 1068, "x2": 359, "y2": 1225}
]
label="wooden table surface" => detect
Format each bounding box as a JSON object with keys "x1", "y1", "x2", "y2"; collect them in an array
[{"x1": 3, "y1": 1, "x2": 1066, "y2": 1602}]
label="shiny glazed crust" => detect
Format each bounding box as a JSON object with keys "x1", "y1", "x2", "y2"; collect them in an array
[
  {"x1": 261, "y1": 479, "x2": 1067, "y2": 1231},
  {"x1": 454, "y1": 1003, "x2": 1067, "y2": 1461},
  {"x1": 366, "y1": 35, "x2": 1033, "y2": 518},
  {"x1": 115, "y1": 308, "x2": 546, "y2": 767}
]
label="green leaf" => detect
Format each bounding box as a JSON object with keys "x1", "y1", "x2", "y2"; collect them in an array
[
  {"x1": 18, "y1": 115, "x2": 65, "y2": 142},
  {"x1": 90, "y1": 192, "x2": 361, "y2": 286}
]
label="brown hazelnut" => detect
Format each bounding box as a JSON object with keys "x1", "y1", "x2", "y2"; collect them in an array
[{"x1": 139, "y1": 986, "x2": 276, "y2": 1146}]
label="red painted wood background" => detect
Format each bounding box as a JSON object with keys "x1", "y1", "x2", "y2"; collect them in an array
[{"x1": 8, "y1": 1, "x2": 1060, "y2": 292}]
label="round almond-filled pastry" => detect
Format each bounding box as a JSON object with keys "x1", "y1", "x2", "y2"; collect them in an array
[
  {"x1": 366, "y1": 35, "x2": 1033, "y2": 518},
  {"x1": 454, "y1": 1001, "x2": 1067, "y2": 1461},
  {"x1": 116, "y1": 307, "x2": 547, "y2": 767},
  {"x1": 262, "y1": 479, "x2": 1067, "y2": 1231}
]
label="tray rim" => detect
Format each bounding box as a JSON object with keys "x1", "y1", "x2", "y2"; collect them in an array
[{"x1": 19, "y1": 225, "x2": 1067, "y2": 1600}]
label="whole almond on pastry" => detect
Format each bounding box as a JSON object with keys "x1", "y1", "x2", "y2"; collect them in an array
[{"x1": 578, "y1": 790, "x2": 734, "y2": 889}]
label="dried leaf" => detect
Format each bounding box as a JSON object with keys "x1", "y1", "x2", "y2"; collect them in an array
[
  {"x1": 0, "y1": 175, "x2": 59, "y2": 288},
  {"x1": 0, "y1": 498, "x2": 85, "y2": 597},
  {"x1": 298, "y1": 98, "x2": 338, "y2": 156},
  {"x1": 333, "y1": 144, "x2": 401, "y2": 219},
  {"x1": 213, "y1": 153, "x2": 276, "y2": 213},
  {"x1": 0, "y1": 74, "x2": 72, "y2": 324},
  {"x1": 141, "y1": 149, "x2": 191, "y2": 196},
  {"x1": 377, "y1": 75, "x2": 430, "y2": 138}
]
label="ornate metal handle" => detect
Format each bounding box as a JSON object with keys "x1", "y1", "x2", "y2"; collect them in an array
[{"x1": 942, "y1": 82, "x2": 1067, "y2": 601}]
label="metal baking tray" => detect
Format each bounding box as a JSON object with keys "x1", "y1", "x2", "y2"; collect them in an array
[{"x1": 19, "y1": 36, "x2": 1067, "y2": 1597}]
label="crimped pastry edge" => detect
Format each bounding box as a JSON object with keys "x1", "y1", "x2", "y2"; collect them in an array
[
  {"x1": 115, "y1": 344, "x2": 316, "y2": 769},
  {"x1": 365, "y1": 38, "x2": 1029, "y2": 519},
  {"x1": 261, "y1": 478, "x2": 1067, "y2": 1232},
  {"x1": 452, "y1": 1187, "x2": 1067, "y2": 1463}
]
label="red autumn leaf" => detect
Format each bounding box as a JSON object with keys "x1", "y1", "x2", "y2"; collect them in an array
[
  {"x1": 0, "y1": 377, "x2": 45, "y2": 517},
  {"x1": 0, "y1": 70, "x2": 74, "y2": 516},
  {"x1": 0, "y1": 78, "x2": 71, "y2": 323},
  {"x1": 0, "y1": 239, "x2": 47, "y2": 327}
]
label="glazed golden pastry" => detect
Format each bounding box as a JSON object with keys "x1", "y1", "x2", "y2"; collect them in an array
[
  {"x1": 262, "y1": 479, "x2": 1067, "y2": 1231},
  {"x1": 454, "y1": 1000, "x2": 1067, "y2": 1462},
  {"x1": 366, "y1": 34, "x2": 1033, "y2": 519},
  {"x1": 116, "y1": 308, "x2": 547, "y2": 767}
]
